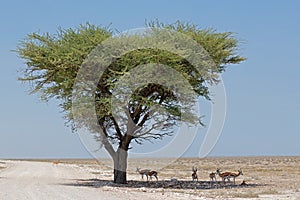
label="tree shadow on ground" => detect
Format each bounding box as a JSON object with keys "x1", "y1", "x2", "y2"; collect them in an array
[{"x1": 61, "y1": 179, "x2": 265, "y2": 190}]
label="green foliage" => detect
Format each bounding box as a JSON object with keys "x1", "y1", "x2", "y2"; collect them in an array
[
  {"x1": 16, "y1": 21, "x2": 245, "y2": 146},
  {"x1": 149, "y1": 20, "x2": 245, "y2": 69},
  {"x1": 17, "y1": 23, "x2": 112, "y2": 101}
]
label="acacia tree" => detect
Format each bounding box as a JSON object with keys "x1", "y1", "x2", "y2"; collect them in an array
[{"x1": 17, "y1": 22, "x2": 245, "y2": 184}]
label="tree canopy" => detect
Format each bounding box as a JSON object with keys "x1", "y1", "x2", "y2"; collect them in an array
[{"x1": 17, "y1": 21, "x2": 245, "y2": 183}]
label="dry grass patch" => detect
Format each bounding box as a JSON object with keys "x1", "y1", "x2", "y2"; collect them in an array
[
  {"x1": 230, "y1": 189, "x2": 279, "y2": 199},
  {"x1": 32, "y1": 156, "x2": 300, "y2": 199},
  {"x1": 258, "y1": 189, "x2": 279, "y2": 195},
  {"x1": 231, "y1": 192, "x2": 259, "y2": 198}
]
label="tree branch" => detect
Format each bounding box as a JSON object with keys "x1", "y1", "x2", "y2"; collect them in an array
[
  {"x1": 136, "y1": 90, "x2": 165, "y2": 128},
  {"x1": 111, "y1": 116, "x2": 123, "y2": 140},
  {"x1": 133, "y1": 116, "x2": 175, "y2": 139},
  {"x1": 98, "y1": 119, "x2": 116, "y2": 158}
]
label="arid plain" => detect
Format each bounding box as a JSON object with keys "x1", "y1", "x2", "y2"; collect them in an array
[{"x1": 0, "y1": 156, "x2": 299, "y2": 199}]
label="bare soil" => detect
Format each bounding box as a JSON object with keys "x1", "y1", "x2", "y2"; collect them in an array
[{"x1": 0, "y1": 156, "x2": 299, "y2": 199}]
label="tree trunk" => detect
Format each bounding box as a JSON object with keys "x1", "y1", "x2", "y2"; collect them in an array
[{"x1": 113, "y1": 148, "x2": 128, "y2": 184}]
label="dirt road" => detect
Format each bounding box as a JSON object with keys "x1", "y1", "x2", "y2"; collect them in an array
[
  {"x1": 0, "y1": 160, "x2": 123, "y2": 200},
  {"x1": 0, "y1": 160, "x2": 190, "y2": 200}
]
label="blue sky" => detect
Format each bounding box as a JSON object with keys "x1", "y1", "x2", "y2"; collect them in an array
[{"x1": 0, "y1": 0, "x2": 299, "y2": 158}]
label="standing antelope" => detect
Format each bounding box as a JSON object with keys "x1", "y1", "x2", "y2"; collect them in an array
[
  {"x1": 136, "y1": 167, "x2": 158, "y2": 181},
  {"x1": 227, "y1": 169, "x2": 243, "y2": 184},
  {"x1": 218, "y1": 169, "x2": 243, "y2": 184},
  {"x1": 148, "y1": 170, "x2": 158, "y2": 181},
  {"x1": 52, "y1": 161, "x2": 60, "y2": 166},
  {"x1": 209, "y1": 168, "x2": 220, "y2": 181},
  {"x1": 192, "y1": 167, "x2": 198, "y2": 181}
]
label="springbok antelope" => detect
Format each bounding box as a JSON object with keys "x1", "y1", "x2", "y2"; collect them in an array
[
  {"x1": 192, "y1": 167, "x2": 198, "y2": 181},
  {"x1": 52, "y1": 161, "x2": 60, "y2": 166},
  {"x1": 218, "y1": 169, "x2": 243, "y2": 184},
  {"x1": 136, "y1": 168, "x2": 158, "y2": 181},
  {"x1": 209, "y1": 168, "x2": 220, "y2": 181},
  {"x1": 147, "y1": 170, "x2": 158, "y2": 181}
]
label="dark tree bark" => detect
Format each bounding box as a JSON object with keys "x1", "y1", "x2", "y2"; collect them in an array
[
  {"x1": 113, "y1": 134, "x2": 132, "y2": 184},
  {"x1": 113, "y1": 148, "x2": 128, "y2": 184}
]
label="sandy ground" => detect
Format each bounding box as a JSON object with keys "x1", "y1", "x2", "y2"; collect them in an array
[
  {"x1": 0, "y1": 157, "x2": 299, "y2": 200},
  {"x1": 0, "y1": 160, "x2": 119, "y2": 200},
  {"x1": 0, "y1": 160, "x2": 197, "y2": 200}
]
